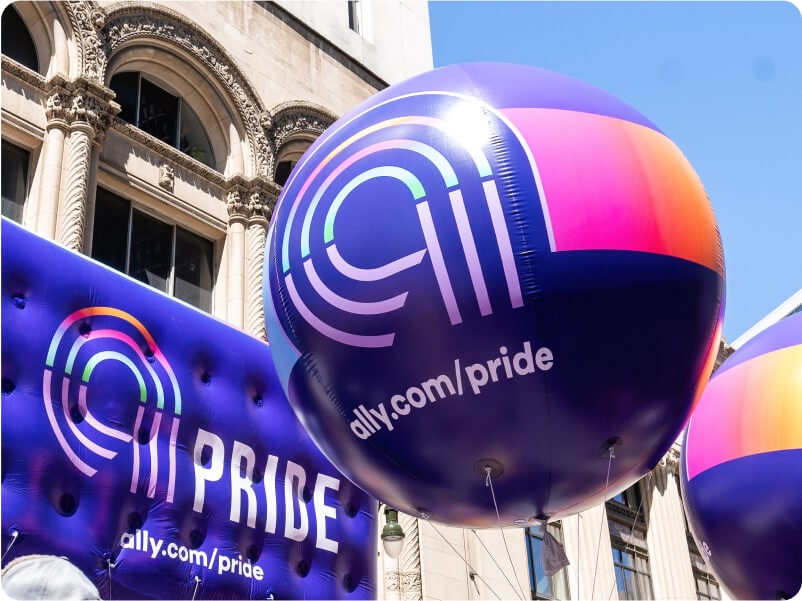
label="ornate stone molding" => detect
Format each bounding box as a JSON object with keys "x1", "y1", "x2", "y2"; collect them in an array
[
  {"x1": 110, "y1": 121, "x2": 227, "y2": 186},
  {"x1": 266, "y1": 101, "x2": 337, "y2": 177},
  {"x1": 385, "y1": 571, "x2": 423, "y2": 599},
  {"x1": 660, "y1": 446, "x2": 681, "y2": 475},
  {"x1": 158, "y1": 163, "x2": 175, "y2": 192},
  {"x1": 101, "y1": 2, "x2": 272, "y2": 177},
  {"x1": 1, "y1": 56, "x2": 47, "y2": 90},
  {"x1": 64, "y1": 1, "x2": 107, "y2": 82},
  {"x1": 652, "y1": 445, "x2": 681, "y2": 495},
  {"x1": 714, "y1": 338, "x2": 735, "y2": 372}
]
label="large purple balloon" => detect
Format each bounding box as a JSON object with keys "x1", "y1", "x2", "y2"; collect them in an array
[
  {"x1": 265, "y1": 63, "x2": 724, "y2": 527},
  {"x1": 681, "y1": 311, "x2": 802, "y2": 599}
]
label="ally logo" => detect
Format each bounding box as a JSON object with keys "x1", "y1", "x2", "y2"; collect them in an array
[
  {"x1": 268, "y1": 91, "x2": 549, "y2": 350},
  {"x1": 43, "y1": 306, "x2": 181, "y2": 501}
]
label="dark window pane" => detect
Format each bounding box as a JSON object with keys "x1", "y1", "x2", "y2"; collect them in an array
[
  {"x1": 347, "y1": 0, "x2": 360, "y2": 32},
  {"x1": 129, "y1": 209, "x2": 172, "y2": 292},
  {"x1": 1, "y1": 140, "x2": 29, "y2": 223},
  {"x1": 275, "y1": 160, "x2": 295, "y2": 186},
  {"x1": 615, "y1": 566, "x2": 626, "y2": 596},
  {"x1": 179, "y1": 101, "x2": 214, "y2": 167},
  {"x1": 109, "y1": 71, "x2": 140, "y2": 124},
  {"x1": 138, "y1": 77, "x2": 178, "y2": 146},
  {"x1": 2, "y1": 6, "x2": 38, "y2": 71},
  {"x1": 174, "y1": 227, "x2": 213, "y2": 311},
  {"x1": 91, "y1": 189, "x2": 130, "y2": 272}
]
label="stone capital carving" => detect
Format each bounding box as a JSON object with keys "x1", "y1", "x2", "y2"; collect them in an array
[
  {"x1": 44, "y1": 75, "x2": 120, "y2": 141},
  {"x1": 46, "y1": 91, "x2": 69, "y2": 123},
  {"x1": 653, "y1": 446, "x2": 681, "y2": 495},
  {"x1": 226, "y1": 189, "x2": 247, "y2": 220},
  {"x1": 247, "y1": 192, "x2": 271, "y2": 223},
  {"x1": 661, "y1": 446, "x2": 681, "y2": 474}
]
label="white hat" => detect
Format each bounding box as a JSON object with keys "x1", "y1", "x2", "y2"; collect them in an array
[{"x1": 2, "y1": 555, "x2": 100, "y2": 600}]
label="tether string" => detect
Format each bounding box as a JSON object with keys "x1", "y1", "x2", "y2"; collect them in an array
[{"x1": 486, "y1": 468, "x2": 527, "y2": 601}]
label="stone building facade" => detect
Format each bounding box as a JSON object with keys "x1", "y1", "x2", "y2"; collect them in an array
[
  {"x1": 2, "y1": 0, "x2": 431, "y2": 338},
  {"x1": 2, "y1": 2, "x2": 730, "y2": 600}
]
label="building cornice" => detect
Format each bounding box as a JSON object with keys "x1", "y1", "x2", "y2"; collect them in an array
[{"x1": 1, "y1": 56, "x2": 47, "y2": 91}]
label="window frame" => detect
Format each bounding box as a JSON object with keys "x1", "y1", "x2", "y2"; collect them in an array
[
  {"x1": 1, "y1": 5, "x2": 39, "y2": 72},
  {"x1": 524, "y1": 522, "x2": 570, "y2": 600},
  {"x1": 347, "y1": 0, "x2": 361, "y2": 33},
  {"x1": 694, "y1": 568, "x2": 721, "y2": 600},
  {"x1": 91, "y1": 188, "x2": 215, "y2": 312},
  {"x1": 109, "y1": 71, "x2": 216, "y2": 168},
  {"x1": 611, "y1": 544, "x2": 654, "y2": 600},
  {"x1": 1, "y1": 139, "x2": 32, "y2": 224}
]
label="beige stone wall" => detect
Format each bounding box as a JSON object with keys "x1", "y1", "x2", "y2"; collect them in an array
[
  {"x1": 376, "y1": 446, "x2": 719, "y2": 600},
  {"x1": 3, "y1": 0, "x2": 432, "y2": 334}
]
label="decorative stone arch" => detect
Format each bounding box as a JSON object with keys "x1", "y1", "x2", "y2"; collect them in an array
[
  {"x1": 93, "y1": 2, "x2": 272, "y2": 178},
  {"x1": 7, "y1": 1, "x2": 75, "y2": 78},
  {"x1": 62, "y1": 0, "x2": 106, "y2": 80},
  {"x1": 265, "y1": 101, "x2": 338, "y2": 183}
]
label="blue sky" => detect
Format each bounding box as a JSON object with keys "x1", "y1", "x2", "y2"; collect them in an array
[{"x1": 428, "y1": 1, "x2": 802, "y2": 341}]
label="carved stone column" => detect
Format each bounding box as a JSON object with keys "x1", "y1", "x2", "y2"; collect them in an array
[
  {"x1": 226, "y1": 189, "x2": 248, "y2": 328},
  {"x1": 383, "y1": 512, "x2": 422, "y2": 601},
  {"x1": 37, "y1": 82, "x2": 70, "y2": 240},
  {"x1": 562, "y1": 503, "x2": 616, "y2": 600},
  {"x1": 245, "y1": 190, "x2": 274, "y2": 340},
  {"x1": 54, "y1": 77, "x2": 118, "y2": 252},
  {"x1": 647, "y1": 447, "x2": 697, "y2": 600}
]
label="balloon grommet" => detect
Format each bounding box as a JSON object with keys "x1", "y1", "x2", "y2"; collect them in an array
[
  {"x1": 598, "y1": 437, "x2": 623, "y2": 459},
  {"x1": 473, "y1": 458, "x2": 504, "y2": 480}
]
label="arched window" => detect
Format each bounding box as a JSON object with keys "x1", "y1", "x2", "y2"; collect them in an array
[
  {"x1": 110, "y1": 71, "x2": 215, "y2": 168},
  {"x1": 1, "y1": 5, "x2": 39, "y2": 72},
  {"x1": 275, "y1": 138, "x2": 313, "y2": 186}
]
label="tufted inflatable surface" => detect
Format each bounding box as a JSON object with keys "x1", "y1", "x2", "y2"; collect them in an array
[{"x1": 1, "y1": 218, "x2": 376, "y2": 600}]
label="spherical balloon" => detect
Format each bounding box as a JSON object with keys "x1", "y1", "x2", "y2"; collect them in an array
[
  {"x1": 681, "y1": 311, "x2": 802, "y2": 600},
  {"x1": 265, "y1": 62, "x2": 724, "y2": 527}
]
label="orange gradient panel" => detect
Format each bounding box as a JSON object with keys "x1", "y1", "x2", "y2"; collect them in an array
[
  {"x1": 503, "y1": 108, "x2": 723, "y2": 276},
  {"x1": 686, "y1": 345, "x2": 802, "y2": 480}
]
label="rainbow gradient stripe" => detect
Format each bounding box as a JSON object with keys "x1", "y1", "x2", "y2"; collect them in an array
[
  {"x1": 281, "y1": 106, "x2": 505, "y2": 275},
  {"x1": 46, "y1": 306, "x2": 180, "y2": 414},
  {"x1": 685, "y1": 312, "x2": 802, "y2": 481},
  {"x1": 43, "y1": 306, "x2": 181, "y2": 501}
]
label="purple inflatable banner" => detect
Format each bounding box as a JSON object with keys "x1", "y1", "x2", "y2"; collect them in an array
[{"x1": 1, "y1": 218, "x2": 376, "y2": 600}]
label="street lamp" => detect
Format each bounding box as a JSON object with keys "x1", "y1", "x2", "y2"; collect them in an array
[{"x1": 380, "y1": 506, "x2": 405, "y2": 559}]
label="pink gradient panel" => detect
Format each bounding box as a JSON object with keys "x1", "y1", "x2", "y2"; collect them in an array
[
  {"x1": 502, "y1": 108, "x2": 723, "y2": 275},
  {"x1": 685, "y1": 345, "x2": 802, "y2": 480}
]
